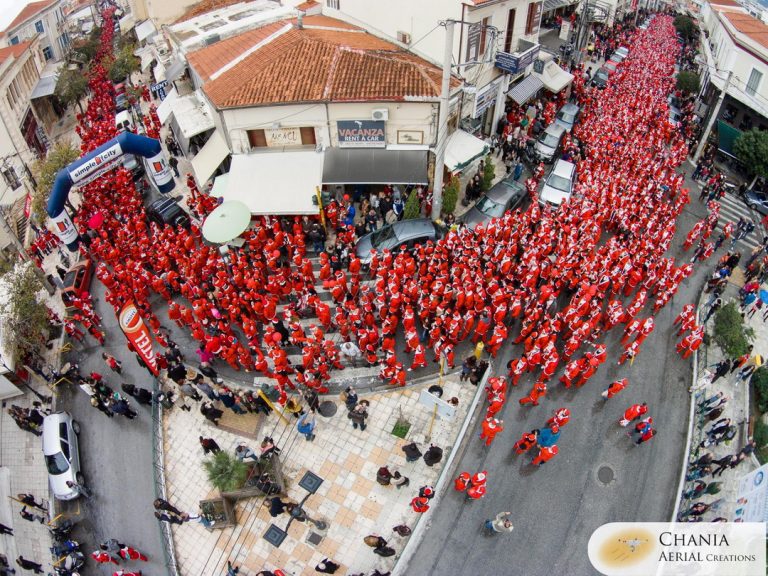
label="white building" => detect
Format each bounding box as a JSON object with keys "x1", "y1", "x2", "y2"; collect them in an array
[
  {"x1": 1, "y1": 0, "x2": 71, "y2": 63},
  {"x1": 698, "y1": 0, "x2": 768, "y2": 156}
]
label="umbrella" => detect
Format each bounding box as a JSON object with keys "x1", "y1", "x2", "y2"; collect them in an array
[
  {"x1": 87, "y1": 212, "x2": 104, "y2": 229},
  {"x1": 201, "y1": 200, "x2": 251, "y2": 244},
  {"x1": 760, "y1": 290, "x2": 768, "y2": 304}
]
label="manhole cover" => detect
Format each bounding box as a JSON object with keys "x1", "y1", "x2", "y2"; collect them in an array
[
  {"x1": 597, "y1": 465, "x2": 615, "y2": 485},
  {"x1": 307, "y1": 531, "x2": 324, "y2": 545},
  {"x1": 317, "y1": 401, "x2": 337, "y2": 417}
]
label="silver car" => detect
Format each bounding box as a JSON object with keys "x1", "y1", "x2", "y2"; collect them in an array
[
  {"x1": 42, "y1": 412, "x2": 83, "y2": 501},
  {"x1": 554, "y1": 103, "x2": 580, "y2": 133},
  {"x1": 355, "y1": 218, "x2": 445, "y2": 264},
  {"x1": 535, "y1": 124, "x2": 566, "y2": 163}
]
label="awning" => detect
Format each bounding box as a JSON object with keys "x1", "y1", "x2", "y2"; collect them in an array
[
  {"x1": 30, "y1": 75, "x2": 56, "y2": 99},
  {"x1": 444, "y1": 130, "x2": 489, "y2": 172},
  {"x1": 191, "y1": 131, "x2": 230, "y2": 186},
  {"x1": 543, "y1": 0, "x2": 575, "y2": 11},
  {"x1": 157, "y1": 87, "x2": 178, "y2": 124},
  {"x1": 135, "y1": 19, "x2": 157, "y2": 42},
  {"x1": 220, "y1": 150, "x2": 324, "y2": 215},
  {"x1": 533, "y1": 60, "x2": 574, "y2": 94},
  {"x1": 165, "y1": 59, "x2": 186, "y2": 83},
  {"x1": 717, "y1": 120, "x2": 742, "y2": 157},
  {"x1": 169, "y1": 92, "x2": 214, "y2": 139},
  {"x1": 134, "y1": 46, "x2": 154, "y2": 71},
  {"x1": 211, "y1": 173, "x2": 230, "y2": 198},
  {"x1": 153, "y1": 63, "x2": 166, "y2": 83},
  {"x1": 507, "y1": 74, "x2": 544, "y2": 105},
  {"x1": 119, "y1": 14, "x2": 136, "y2": 34},
  {"x1": 322, "y1": 149, "x2": 428, "y2": 185}
]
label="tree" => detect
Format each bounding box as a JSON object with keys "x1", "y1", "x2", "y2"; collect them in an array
[
  {"x1": 403, "y1": 189, "x2": 421, "y2": 219},
  {"x1": 202, "y1": 451, "x2": 249, "y2": 493},
  {"x1": 713, "y1": 302, "x2": 755, "y2": 357},
  {"x1": 442, "y1": 175, "x2": 460, "y2": 216},
  {"x1": 108, "y1": 43, "x2": 139, "y2": 83},
  {"x1": 673, "y1": 15, "x2": 696, "y2": 41},
  {"x1": 30, "y1": 141, "x2": 80, "y2": 224},
  {"x1": 676, "y1": 71, "x2": 700, "y2": 95},
  {"x1": 734, "y1": 129, "x2": 768, "y2": 182},
  {"x1": 55, "y1": 65, "x2": 89, "y2": 113},
  {"x1": 753, "y1": 367, "x2": 768, "y2": 414},
  {"x1": 482, "y1": 154, "x2": 496, "y2": 192},
  {"x1": 0, "y1": 263, "x2": 51, "y2": 365}
]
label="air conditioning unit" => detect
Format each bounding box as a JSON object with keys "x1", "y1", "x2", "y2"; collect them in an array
[
  {"x1": 397, "y1": 31, "x2": 411, "y2": 45},
  {"x1": 372, "y1": 108, "x2": 389, "y2": 121}
]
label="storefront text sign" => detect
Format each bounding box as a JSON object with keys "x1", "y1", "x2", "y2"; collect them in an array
[
  {"x1": 337, "y1": 120, "x2": 386, "y2": 148},
  {"x1": 265, "y1": 127, "x2": 303, "y2": 147}
]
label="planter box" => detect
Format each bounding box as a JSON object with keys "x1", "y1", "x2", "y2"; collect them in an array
[
  {"x1": 221, "y1": 456, "x2": 285, "y2": 500},
  {"x1": 200, "y1": 497, "x2": 236, "y2": 530}
]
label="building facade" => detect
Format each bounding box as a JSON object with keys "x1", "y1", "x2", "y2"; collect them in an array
[{"x1": 1, "y1": 0, "x2": 71, "y2": 63}]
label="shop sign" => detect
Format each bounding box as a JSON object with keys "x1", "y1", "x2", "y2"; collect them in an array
[
  {"x1": 264, "y1": 127, "x2": 303, "y2": 148},
  {"x1": 397, "y1": 130, "x2": 424, "y2": 145},
  {"x1": 337, "y1": 120, "x2": 386, "y2": 148},
  {"x1": 496, "y1": 44, "x2": 541, "y2": 75},
  {"x1": 473, "y1": 77, "x2": 503, "y2": 118}
]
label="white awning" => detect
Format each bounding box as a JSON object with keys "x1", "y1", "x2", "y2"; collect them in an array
[
  {"x1": 30, "y1": 75, "x2": 56, "y2": 99},
  {"x1": 507, "y1": 74, "x2": 544, "y2": 105},
  {"x1": 444, "y1": 130, "x2": 489, "y2": 172},
  {"x1": 119, "y1": 14, "x2": 136, "y2": 34},
  {"x1": 220, "y1": 150, "x2": 324, "y2": 215},
  {"x1": 169, "y1": 91, "x2": 214, "y2": 139},
  {"x1": 191, "y1": 131, "x2": 230, "y2": 186},
  {"x1": 533, "y1": 60, "x2": 574, "y2": 94},
  {"x1": 157, "y1": 87, "x2": 178, "y2": 124},
  {"x1": 153, "y1": 63, "x2": 166, "y2": 83},
  {"x1": 136, "y1": 19, "x2": 157, "y2": 42},
  {"x1": 210, "y1": 173, "x2": 229, "y2": 198},
  {"x1": 134, "y1": 46, "x2": 154, "y2": 71}
]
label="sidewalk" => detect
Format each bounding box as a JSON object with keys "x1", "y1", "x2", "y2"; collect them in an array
[{"x1": 162, "y1": 376, "x2": 474, "y2": 575}]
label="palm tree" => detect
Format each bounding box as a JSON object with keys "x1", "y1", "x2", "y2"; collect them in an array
[{"x1": 202, "y1": 451, "x2": 249, "y2": 493}]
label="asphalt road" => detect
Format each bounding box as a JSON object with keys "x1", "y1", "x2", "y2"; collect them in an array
[
  {"x1": 56, "y1": 277, "x2": 166, "y2": 575},
  {"x1": 406, "y1": 170, "x2": 715, "y2": 576}
]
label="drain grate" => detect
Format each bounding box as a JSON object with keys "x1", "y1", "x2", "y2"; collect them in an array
[
  {"x1": 597, "y1": 465, "x2": 615, "y2": 485},
  {"x1": 307, "y1": 531, "x2": 324, "y2": 545}
]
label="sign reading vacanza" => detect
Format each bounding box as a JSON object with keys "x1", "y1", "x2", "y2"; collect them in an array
[{"x1": 337, "y1": 120, "x2": 386, "y2": 148}]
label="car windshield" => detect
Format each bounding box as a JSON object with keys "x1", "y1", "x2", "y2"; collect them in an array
[
  {"x1": 476, "y1": 195, "x2": 505, "y2": 218},
  {"x1": 557, "y1": 111, "x2": 576, "y2": 124},
  {"x1": 45, "y1": 452, "x2": 69, "y2": 475},
  {"x1": 540, "y1": 133, "x2": 561, "y2": 147},
  {"x1": 370, "y1": 225, "x2": 396, "y2": 247},
  {"x1": 547, "y1": 174, "x2": 572, "y2": 193},
  {"x1": 597, "y1": 72, "x2": 609, "y2": 80}
]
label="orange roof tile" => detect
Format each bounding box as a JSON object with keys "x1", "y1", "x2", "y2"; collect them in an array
[
  {"x1": 175, "y1": 0, "x2": 249, "y2": 24},
  {"x1": 201, "y1": 17, "x2": 453, "y2": 108},
  {"x1": 722, "y1": 11, "x2": 768, "y2": 51},
  {"x1": 4, "y1": 0, "x2": 57, "y2": 32},
  {"x1": 187, "y1": 21, "x2": 286, "y2": 81},
  {"x1": 296, "y1": 0, "x2": 319, "y2": 10},
  {"x1": 0, "y1": 40, "x2": 33, "y2": 63},
  {"x1": 710, "y1": 0, "x2": 740, "y2": 6}
]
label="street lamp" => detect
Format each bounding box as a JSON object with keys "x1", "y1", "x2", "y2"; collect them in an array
[{"x1": 263, "y1": 470, "x2": 328, "y2": 547}]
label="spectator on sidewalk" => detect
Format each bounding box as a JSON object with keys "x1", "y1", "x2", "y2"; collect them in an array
[
  {"x1": 234, "y1": 442, "x2": 258, "y2": 462},
  {"x1": 200, "y1": 402, "x2": 223, "y2": 426},
  {"x1": 0, "y1": 523, "x2": 13, "y2": 536},
  {"x1": 17, "y1": 494, "x2": 45, "y2": 510},
  {"x1": 199, "y1": 436, "x2": 221, "y2": 455},
  {"x1": 315, "y1": 558, "x2": 340, "y2": 574},
  {"x1": 154, "y1": 498, "x2": 184, "y2": 517},
  {"x1": 19, "y1": 507, "x2": 45, "y2": 524},
  {"x1": 708, "y1": 359, "x2": 731, "y2": 384},
  {"x1": 711, "y1": 453, "x2": 745, "y2": 477},
  {"x1": 16, "y1": 556, "x2": 43, "y2": 574}
]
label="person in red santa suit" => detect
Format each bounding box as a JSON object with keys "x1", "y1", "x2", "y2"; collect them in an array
[{"x1": 479, "y1": 417, "x2": 503, "y2": 446}]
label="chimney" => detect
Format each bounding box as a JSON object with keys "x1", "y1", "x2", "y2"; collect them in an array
[{"x1": 297, "y1": 10, "x2": 304, "y2": 29}]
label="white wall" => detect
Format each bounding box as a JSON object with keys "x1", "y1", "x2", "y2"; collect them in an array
[
  {"x1": 4, "y1": 4, "x2": 67, "y2": 62},
  {"x1": 328, "y1": 102, "x2": 437, "y2": 147}
]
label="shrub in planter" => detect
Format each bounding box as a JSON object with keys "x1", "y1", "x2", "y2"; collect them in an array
[
  {"x1": 442, "y1": 175, "x2": 460, "y2": 216},
  {"x1": 203, "y1": 451, "x2": 249, "y2": 493},
  {"x1": 753, "y1": 367, "x2": 768, "y2": 414},
  {"x1": 482, "y1": 154, "x2": 496, "y2": 192},
  {"x1": 713, "y1": 302, "x2": 754, "y2": 357}
]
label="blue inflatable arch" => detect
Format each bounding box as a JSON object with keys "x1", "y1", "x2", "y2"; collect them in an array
[{"x1": 47, "y1": 132, "x2": 176, "y2": 249}]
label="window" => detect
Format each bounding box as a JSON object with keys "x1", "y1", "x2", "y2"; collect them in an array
[
  {"x1": 479, "y1": 17, "x2": 490, "y2": 57},
  {"x1": 247, "y1": 127, "x2": 316, "y2": 148},
  {"x1": 504, "y1": 9, "x2": 516, "y2": 53},
  {"x1": 9, "y1": 36, "x2": 19, "y2": 45},
  {"x1": 746, "y1": 68, "x2": 763, "y2": 97},
  {"x1": 327, "y1": 0, "x2": 340, "y2": 8},
  {"x1": 35, "y1": 20, "x2": 44, "y2": 33},
  {"x1": 1, "y1": 167, "x2": 21, "y2": 190},
  {"x1": 42, "y1": 46, "x2": 53, "y2": 61},
  {"x1": 467, "y1": 17, "x2": 491, "y2": 62},
  {"x1": 525, "y1": 2, "x2": 541, "y2": 36}
]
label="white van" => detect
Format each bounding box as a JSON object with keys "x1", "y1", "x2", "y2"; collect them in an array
[
  {"x1": 539, "y1": 159, "x2": 576, "y2": 207},
  {"x1": 115, "y1": 110, "x2": 134, "y2": 133}
]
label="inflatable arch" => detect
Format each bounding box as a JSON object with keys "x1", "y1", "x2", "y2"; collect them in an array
[{"x1": 47, "y1": 132, "x2": 176, "y2": 249}]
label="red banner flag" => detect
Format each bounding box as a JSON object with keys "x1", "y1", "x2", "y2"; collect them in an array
[{"x1": 118, "y1": 302, "x2": 159, "y2": 376}]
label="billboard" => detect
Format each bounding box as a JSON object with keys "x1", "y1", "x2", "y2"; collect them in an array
[
  {"x1": 337, "y1": 120, "x2": 386, "y2": 148},
  {"x1": 118, "y1": 302, "x2": 158, "y2": 376}
]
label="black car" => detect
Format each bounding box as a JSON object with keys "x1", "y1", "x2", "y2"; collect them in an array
[
  {"x1": 591, "y1": 69, "x2": 609, "y2": 89},
  {"x1": 459, "y1": 177, "x2": 527, "y2": 229},
  {"x1": 146, "y1": 198, "x2": 191, "y2": 229}
]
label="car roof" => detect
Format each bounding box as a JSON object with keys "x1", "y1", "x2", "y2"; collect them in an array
[
  {"x1": 551, "y1": 159, "x2": 576, "y2": 178},
  {"x1": 42, "y1": 413, "x2": 68, "y2": 454},
  {"x1": 559, "y1": 103, "x2": 579, "y2": 114},
  {"x1": 596, "y1": 69, "x2": 610, "y2": 77},
  {"x1": 543, "y1": 124, "x2": 566, "y2": 137},
  {"x1": 486, "y1": 179, "x2": 525, "y2": 203},
  {"x1": 392, "y1": 218, "x2": 434, "y2": 239}
]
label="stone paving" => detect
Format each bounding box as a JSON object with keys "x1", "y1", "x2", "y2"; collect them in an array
[{"x1": 163, "y1": 376, "x2": 474, "y2": 575}]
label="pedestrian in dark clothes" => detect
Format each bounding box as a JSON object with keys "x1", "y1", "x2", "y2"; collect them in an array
[
  {"x1": 423, "y1": 444, "x2": 443, "y2": 466},
  {"x1": 155, "y1": 511, "x2": 184, "y2": 524},
  {"x1": 269, "y1": 497, "x2": 291, "y2": 518},
  {"x1": 168, "y1": 156, "x2": 180, "y2": 178},
  {"x1": 17, "y1": 494, "x2": 45, "y2": 510},
  {"x1": 201, "y1": 402, "x2": 223, "y2": 425},
  {"x1": 199, "y1": 362, "x2": 223, "y2": 384},
  {"x1": 167, "y1": 362, "x2": 186, "y2": 384},
  {"x1": 315, "y1": 558, "x2": 340, "y2": 574},
  {"x1": 740, "y1": 438, "x2": 757, "y2": 458},
  {"x1": 711, "y1": 453, "x2": 745, "y2": 477},
  {"x1": 121, "y1": 383, "x2": 153, "y2": 405},
  {"x1": 154, "y1": 498, "x2": 183, "y2": 516},
  {"x1": 709, "y1": 359, "x2": 731, "y2": 383},
  {"x1": 0, "y1": 523, "x2": 12, "y2": 535},
  {"x1": 19, "y1": 507, "x2": 44, "y2": 524},
  {"x1": 199, "y1": 436, "x2": 221, "y2": 455},
  {"x1": 16, "y1": 557, "x2": 43, "y2": 574}
]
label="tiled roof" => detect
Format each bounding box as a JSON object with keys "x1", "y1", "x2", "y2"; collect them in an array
[
  {"x1": 0, "y1": 40, "x2": 33, "y2": 63},
  {"x1": 722, "y1": 11, "x2": 768, "y2": 51},
  {"x1": 710, "y1": 0, "x2": 740, "y2": 7},
  {"x1": 4, "y1": 0, "x2": 57, "y2": 32},
  {"x1": 296, "y1": 0, "x2": 319, "y2": 10},
  {"x1": 187, "y1": 20, "x2": 286, "y2": 81},
  {"x1": 201, "y1": 16, "x2": 453, "y2": 108},
  {"x1": 175, "y1": 0, "x2": 249, "y2": 24}
]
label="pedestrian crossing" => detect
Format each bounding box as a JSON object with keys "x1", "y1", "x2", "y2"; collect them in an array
[{"x1": 711, "y1": 191, "x2": 766, "y2": 253}]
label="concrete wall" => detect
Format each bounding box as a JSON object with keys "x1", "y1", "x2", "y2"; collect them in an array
[
  {"x1": 3, "y1": 3, "x2": 68, "y2": 62},
  {"x1": 136, "y1": 0, "x2": 201, "y2": 26}
]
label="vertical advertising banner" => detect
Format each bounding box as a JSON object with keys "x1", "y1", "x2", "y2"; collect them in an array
[
  {"x1": 146, "y1": 151, "x2": 175, "y2": 192},
  {"x1": 118, "y1": 302, "x2": 159, "y2": 375},
  {"x1": 50, "y1": 210, "x2": 79, "y2": 247}
]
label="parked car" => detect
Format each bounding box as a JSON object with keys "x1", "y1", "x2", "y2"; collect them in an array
[
  {"x1": 535, "y1": 124, "x2": 567, "y2": 163},
  {"x1": 539, "y1": 159, "x2": 577, "y2": 207},
  {"x1": 61, "y1": 259, "x2": 94, "y2": 303},
  {"x1": 115, "y1": 93, "x2": 128, "y2": 112},
  {"x1": 355, "y1": 218, "x2": 445, "y2": 264},
  {"x1": 591, "y1": 69, "x2": 610, "y2": 89},
  {"x1": 603, "y1": 61, "x2": 619, "y2": 74},
  {"x1": 147, "y1": 197, "x2": 192, "y2": 229},
  {"x1": 610, "y1": 51, "x2": 626, "y2": 63},
  {"x1": 554, "y1": 103, "x2": 580, "y2": 133},
  {"x1": 614, "y1": 46, "x2": 629, "y2": 59},
  {"x1": 42, "y1": 412, "x2": 82, "y2": 501},
  {"x1": 459, "y1": 177, "x2": 527, "y2": 229},
  {"x1": 745, "y1": 189, "x2": 768, "y2": 215}
]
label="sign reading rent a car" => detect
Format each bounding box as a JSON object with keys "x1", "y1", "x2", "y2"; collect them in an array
[{"x1": 337, "y1": 120, "x2": 386, "y2": 148}]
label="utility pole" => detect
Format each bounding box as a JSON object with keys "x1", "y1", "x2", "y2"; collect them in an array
[
  {"x1": 431, "y1": 19, "x2": 455, "y2": 221},
  {"x1": 692, "y1": 70, "x2": 732, "y2": 164}
]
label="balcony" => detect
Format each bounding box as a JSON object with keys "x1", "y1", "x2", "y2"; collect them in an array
[{"x1": 495, "y1": 39, "x2": 541, "y2": 75}]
